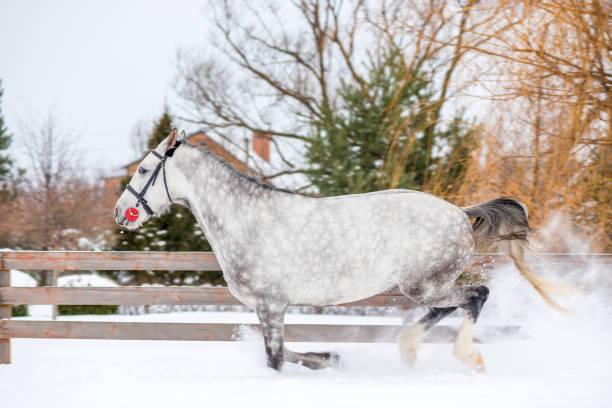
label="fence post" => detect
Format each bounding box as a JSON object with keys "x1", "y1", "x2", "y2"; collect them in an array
[
  {"x1": 0, "y1": 258, "x2": 11, "y2": 364},
  {"x1": 51, "y1": 270, "x2": 59, "y2": 320}
]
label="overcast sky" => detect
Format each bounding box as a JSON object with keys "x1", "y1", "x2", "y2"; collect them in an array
[{"x1": 1, "y1": 0, "x2": 212, "y2": 174}]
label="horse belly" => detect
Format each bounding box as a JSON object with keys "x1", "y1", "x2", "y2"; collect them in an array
[
  {"x1": 286, "y1": 260, "x2": 398, "y2": 306},
  {"x1": 280, "y1": 194, "x2": 472, "y2": 305},
  {"x1": 276, "y1": 230, "x2": 410, "y2": 306}
]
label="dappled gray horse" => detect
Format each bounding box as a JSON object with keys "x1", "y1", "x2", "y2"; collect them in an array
[{"x1": 115, "y1": 129, "x2": 563, "y2": 372}]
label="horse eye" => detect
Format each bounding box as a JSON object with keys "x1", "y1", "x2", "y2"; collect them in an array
[{"x1": 138, "y1": 167, "x2": 148, "y2": 175}]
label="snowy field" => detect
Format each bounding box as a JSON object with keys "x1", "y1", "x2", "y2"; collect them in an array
[{"x1": 1, "y1": 261, "x2": 612, "y2": 408}]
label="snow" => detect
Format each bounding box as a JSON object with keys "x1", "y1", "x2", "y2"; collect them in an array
[
  {"x1": 3, "y1": 338, "x2": 608, "y2": 408},
  {"x1": 1, "y1": 261, "x2": 611, "y2": 407},
  {"x1": 8, "y1": 270, "x2": 37, "y2": 287},
  {"x1": 58, "y1": 273, "x2": 118, "y2": 288}
]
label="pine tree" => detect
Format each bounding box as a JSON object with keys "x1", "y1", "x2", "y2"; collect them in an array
[
  {"x1": 0, "y1": 80, "x2": 24, "y2": 248},
  {"x1": 305, "y1": 49, "x2": 477, "y2": 196},
  {"x1": 0, "y1": 80, "x2": 13, "y2": 190},
  {"x1": 106, "y1": 110, "x2": 224, "y2": 286},
  {"x1": 0, "y1": 80, "x2": 14, "y2": 247},
  {"x1": 147, "y1": 110, "x2": 173, "y2": 150}
]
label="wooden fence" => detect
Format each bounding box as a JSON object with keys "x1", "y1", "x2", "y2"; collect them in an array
[{"x1": 1, "y1": 251, "x2": 609, "y2": 364}]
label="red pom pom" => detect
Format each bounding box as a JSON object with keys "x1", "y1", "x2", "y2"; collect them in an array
[{"x1": 125, "y1": 207, "x2": 139, "y2": 222}]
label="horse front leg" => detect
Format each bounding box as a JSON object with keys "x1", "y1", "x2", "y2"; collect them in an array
[
  {"x1": 255, "y1": 302, "x2": 340, "y2": 370},
  {"x1": 255, "y1": 303, "x2": 287, "y2": 371}
]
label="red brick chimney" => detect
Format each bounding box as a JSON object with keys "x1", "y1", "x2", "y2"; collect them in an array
[{"x1": 252, "y1": 132, "x2": 270, "y2": 162}]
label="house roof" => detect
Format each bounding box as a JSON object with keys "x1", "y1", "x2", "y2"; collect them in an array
[
  {"x1": 103, "y1": 129, "x2": 307, "y2": 192},
  {"x1": 104, "y1": 130, "x2": 256, "y2": 179}
]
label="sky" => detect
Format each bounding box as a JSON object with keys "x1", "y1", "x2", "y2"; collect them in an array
[{"x1": 0, "y1": 0, "x2": 212, "y2": 175}]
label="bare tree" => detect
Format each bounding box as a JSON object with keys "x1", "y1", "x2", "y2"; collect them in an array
[
  {"x1": 176, "y1": 0, "x2": 369, "y2": 180},
  {"x1": 175, "y1": 0, "x2": 504, "y2": 190},
  {"x1": 454, "y1": 0, "x2": 612, "y2": 249},
  {"x1": 365, "y1": 0, "x2": 512, "y2": 194},
  {"x1": 7, "y1": 114, "x2": 112, "y2": 284},
  {"x1": 176, "y1": 0, "x2": 610, "y2": 248},
  {"x1": 21, "y1": 113, "x2": 79, "y2": 195}
]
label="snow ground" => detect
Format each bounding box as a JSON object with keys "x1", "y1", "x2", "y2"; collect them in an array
[{"x1": 1, "y1": 261, "x2": 612, "y2": 408}]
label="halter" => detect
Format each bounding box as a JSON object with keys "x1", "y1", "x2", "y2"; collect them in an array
[{"x1": 126, "y1": 141, "x2": 181, "y2": 216}]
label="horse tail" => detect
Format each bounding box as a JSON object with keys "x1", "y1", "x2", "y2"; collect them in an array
[{"x1": 463, "y1": 198, "x2": 571, "y2": 312}]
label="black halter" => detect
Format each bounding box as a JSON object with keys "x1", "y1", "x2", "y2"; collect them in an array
[{"x1": 126, "y1": 141, "x2": 181, "y2": 216}]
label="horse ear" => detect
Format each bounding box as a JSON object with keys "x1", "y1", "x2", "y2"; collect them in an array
[
  {"x1": 166, "y1": 128, "x2": 178, "y2": 150},
  {"x1": 179, "y1": 130, "x2": 187, "y2": 141}
]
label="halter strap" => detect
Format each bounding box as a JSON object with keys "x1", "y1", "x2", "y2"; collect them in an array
[{"x1": 126, "y1": 141, "x2": 181, "y2": 216}]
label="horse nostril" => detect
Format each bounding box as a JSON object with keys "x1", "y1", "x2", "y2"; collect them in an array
[{"x1": 114, "y1": 207, "x2": 119, "y2": 218}]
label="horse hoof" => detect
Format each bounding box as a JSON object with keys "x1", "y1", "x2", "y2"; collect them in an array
[
  {"x1": 328, "y1": 352, "x2": 341, "y2": 367},
  {"x1": 474, "y1": 353, "x2": 486, "y2": 373},
  {"x1": 455, "y1": 350, "x2": 485, "y2": 373},
  {"x1": 400, "y1": 348, "x2": 417, "y2": 367},
  {"x1": 297, "y1": 351, "x2": 340, "y2": 369},
  {"x1": 267, "y1": 356, "x2": 284, "y2": 371},
  {"x1": 317, "y1": 351, "x2": 341, "y2": 368}
]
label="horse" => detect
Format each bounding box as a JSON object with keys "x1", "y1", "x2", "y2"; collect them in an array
[{"x1": 114, "y1": 129, "x2": 565, "y2": 372}]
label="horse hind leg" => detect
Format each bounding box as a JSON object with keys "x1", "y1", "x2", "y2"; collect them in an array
[
  {"x1": 453, "y1": 285, "x2": 489, "y2": 372},
  {"x1": 398, "y1": 280, "x2": 489, "y2": 371},
  {"x1": 397, "y1": 306, "x2": 456, "y2": 366}
]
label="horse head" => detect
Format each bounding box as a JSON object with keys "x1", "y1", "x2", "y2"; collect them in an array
[{"x1": 114, "y1": 128, "x2": 186, "y2": 230}]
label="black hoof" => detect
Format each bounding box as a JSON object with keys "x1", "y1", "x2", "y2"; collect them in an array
[{"x1": 267, "y1": 356, "x2": 284, "y2": 371}]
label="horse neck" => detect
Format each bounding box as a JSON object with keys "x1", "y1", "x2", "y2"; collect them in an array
[{"x1": 168, "y1": 144, "x2": 265, "y2": 239}]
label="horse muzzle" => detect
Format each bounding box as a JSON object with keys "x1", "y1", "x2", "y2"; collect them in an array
[{"x1": 125, "y1": 207, "x2": 140, "y2": 222}]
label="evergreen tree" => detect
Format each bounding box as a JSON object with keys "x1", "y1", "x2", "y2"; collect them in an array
[
  {"x1": 0, "y1": 80, "x2": 24, "y2": 248},
  {"x1": 106, "y1": 111, "x2": 224, "y2": 286},
  {"x1": 0, "y1": 80, "x2": 13, "y2": 191},
  {"x1": 0, "y1": 80, "x2": 12, "y2": 247},
  {"x1": 146, "y1": 110, "x2": 173, "y2": 150},
  {"x1": 305, "y1": 49, "x2": 477, "y2": 196}
]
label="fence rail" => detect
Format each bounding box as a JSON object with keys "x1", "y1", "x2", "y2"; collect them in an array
[
  {"x1": 3, "y1": 251, "x2": 610, "y2": 271},
  {"x1": 0, "y1": 251, "x2": 220, "y2": 271},
  {"x1": 0, "y1": 286, "x2": 414, "y2": 307},
  {"x1": 1, "y1": 251, "x2": 609, "y2": 364},
  {"x1": 0, "y1": 320, "x2": 520, "y2": 343}
]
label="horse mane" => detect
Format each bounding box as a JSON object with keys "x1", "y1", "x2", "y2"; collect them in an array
[{"x1": 182, "y1": 140, "x2": 295, "y2": 195}]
